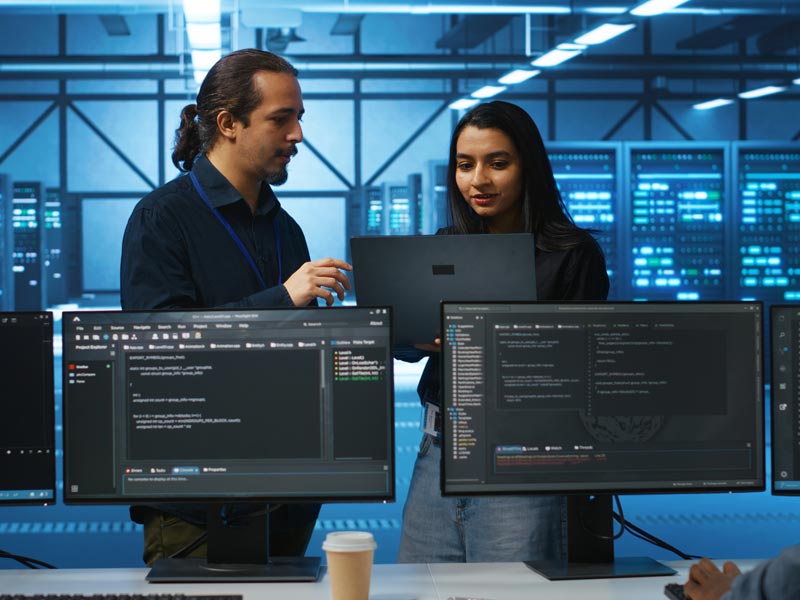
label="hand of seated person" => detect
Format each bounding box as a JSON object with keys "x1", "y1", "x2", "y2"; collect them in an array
[{"x1": 684, "y1": 557, "x2": 741, "y2": 600}]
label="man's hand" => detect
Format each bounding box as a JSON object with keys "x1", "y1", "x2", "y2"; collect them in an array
[
  {"x1": 284, "y1": 258, "x2": 352, "y2": 306},
  {"x1": 413, "y1": 338, "x2": 442, "y2": 353},
  {"x1": 684, "y1": 558, "x2": 741, "y2": 600}
]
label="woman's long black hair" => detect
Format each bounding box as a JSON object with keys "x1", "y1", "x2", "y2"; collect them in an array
[{"x1": 447, "y1": 100, "x2": 588, "y2": 251}]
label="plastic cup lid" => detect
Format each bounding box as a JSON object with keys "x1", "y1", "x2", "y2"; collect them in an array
[{"x1": 322, "y1": 531, "x2": 377, "y2": 552}]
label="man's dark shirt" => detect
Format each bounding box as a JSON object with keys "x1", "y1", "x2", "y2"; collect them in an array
[
  {"x1": 120, "y1": 154, "x2": 315, "y2": 525},
  {"x1": 121, "y1": 154, "x2": 310, "y2": 310}
]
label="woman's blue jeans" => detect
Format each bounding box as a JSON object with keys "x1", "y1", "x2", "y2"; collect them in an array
[{"x1": 398, "y1": 434, "x2": 567, "y2": 563}]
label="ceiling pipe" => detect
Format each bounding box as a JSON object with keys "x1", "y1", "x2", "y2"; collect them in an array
[
  {"x1": 0, "y1": 54, "x2": 798, "y2": 80},
  {"x1": 0, "y1": 57, "x2": 511, "y2": 78}
]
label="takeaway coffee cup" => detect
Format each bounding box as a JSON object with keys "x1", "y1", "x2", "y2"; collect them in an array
[{"x1": 322, "y1": 531, "x2": 377, "y2": 600}]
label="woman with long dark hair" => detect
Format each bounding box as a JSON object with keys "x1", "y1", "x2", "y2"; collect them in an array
[{"x1": 397, "y1": 100, "x2": 609, "y2": 563}]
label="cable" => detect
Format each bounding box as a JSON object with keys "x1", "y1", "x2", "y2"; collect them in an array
[
  {"x1": 0, "y1": 548, "x2": 57, "y2": 569},
  {"x1": 610, "y1": 497, "x2": 702, "y2": 561},
  {"x1": 614, "y1": 514, "x2": 701, "y2": 560},
  {"x1": 578, "y1": 495, "x2": 626, "y2": 541},
  {"x1": 576, "y1": 495, "x2": 701, "y2": 560}
]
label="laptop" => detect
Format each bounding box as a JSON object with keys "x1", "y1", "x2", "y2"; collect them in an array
[{"x1": 350, "y1": 233, "x2": 537, "y2": 348}]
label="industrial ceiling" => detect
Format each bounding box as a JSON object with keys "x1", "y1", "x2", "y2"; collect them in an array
[{"x1": 0, "y1": 1, "x2": 797, "y2": 105}]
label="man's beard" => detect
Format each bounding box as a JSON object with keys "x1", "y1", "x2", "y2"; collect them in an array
[
  {"x1": 266, "y1": 147, "x2": 295, "y2": 186},
  {"x1": 266, "y1": 166, "x2": 288, "y2": 186}
]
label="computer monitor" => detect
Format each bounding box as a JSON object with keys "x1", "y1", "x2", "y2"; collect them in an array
[
  {"x1": 61, "y1": 306, "x2": 394, "y2": 582},
  {"x1": 0, "y1": 311, "x2": 55, "y2": 505},
  {"x1": 771, "y1": 305, "x2": 800, "y2": 495},
  {"x1": 441, "y1": 301, "x2": 764, "y2": 579}
]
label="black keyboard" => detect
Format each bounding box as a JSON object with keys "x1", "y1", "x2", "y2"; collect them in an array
[
  {"x1": 663, "y1": 583, "x2": 689, "y2": 600},
  {"x1": 1, "y1": 596, "x2": 243, "y2": 600}
]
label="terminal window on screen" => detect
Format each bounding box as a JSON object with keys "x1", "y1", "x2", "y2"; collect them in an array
[
  {"x1": 64, "y1": 311, "x2": 392, "y2": 501},
  {"x1": 121, "y1": 348, "x2": 388, "y2": 462},
  {"x1": 125, "y1": 349, "x2": 324, "y2": 461}
]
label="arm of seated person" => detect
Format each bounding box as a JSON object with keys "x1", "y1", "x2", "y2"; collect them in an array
[
  {"x1": 686, "y1": 546, "x2": 800, "y2": 600},
  {"x1": 684, "y1": 558, "x2": 740, "y2": 600}
]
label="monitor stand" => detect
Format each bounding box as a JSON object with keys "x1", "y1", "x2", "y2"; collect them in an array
[
  {"x1": 525, "y1": 494, "x2": 676, "y2": 581},
  {"x1": 146, "y1": 504, "x2": 322, "y2": 583}
]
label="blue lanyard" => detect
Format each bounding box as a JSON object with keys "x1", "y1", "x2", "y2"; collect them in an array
[{"x1": 190, "y1": 171, "x2": 283, "y2": 289}]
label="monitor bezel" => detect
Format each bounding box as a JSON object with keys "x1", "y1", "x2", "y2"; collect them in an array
[
  {"x1": 439, "y1": 300, "x2": 766, "y2": 498},
  {"x1": 770, "y1": 304, "x2": 800, "y2": 496},
  {"x1": 0, "y1": 310, "x2": 56, "y2": 506},
  {"x1": 61, "y1": 305, "x2": 396, "y2": 506}
]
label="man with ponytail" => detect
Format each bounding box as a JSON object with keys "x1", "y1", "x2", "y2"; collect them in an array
[{"x1": 121, "y1": 49, "x2": 351, "y2": 566}]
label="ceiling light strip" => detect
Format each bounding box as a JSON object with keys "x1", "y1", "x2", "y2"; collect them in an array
[
  {"x1": 574, "y1": 23, "x2": 636, "y2": 46},
  {"x1": 738, "y1": 85, "x2": 786, "y2": 99},
  {"x1": 630, "y1": 0, "x2": 691, "y2": 17},
  {"x1": 693, "y1": 98, "x2": 734, "y2": 110}
]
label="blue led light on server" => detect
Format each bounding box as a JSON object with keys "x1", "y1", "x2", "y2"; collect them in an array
[
  {"x1": 630, "y1": 150, "x2": 726, "y2": 300},
  {"x1": 12, "y1": 187, "x2": 40, "y2": 264},
  {"x1": 11, "y1": 182, "x2": 45, "y2": 311},
  {"x1": 365, "y1": 187, "x2": 383, "y2": 234},
  {"x1": 737, "y1": 150, "x2": 800, "y2": 302},
  {"x1": 386, "y1": 184, "x2": 411, "y2": 235}
]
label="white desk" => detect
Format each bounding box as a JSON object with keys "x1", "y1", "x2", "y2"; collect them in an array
[
  {"x1": 0, "y1": 564, "x2": 435, "y2": 599},
  {"x1": 1, "y1": 560, "x2": 762, "y2": 599},
  {"x1": 429, "y1": 561, "x2": 689, "y2": 599}
]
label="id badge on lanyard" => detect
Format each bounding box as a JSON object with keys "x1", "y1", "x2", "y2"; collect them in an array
[{"x1": 190, "y1": 171, "x2": 282, "y2": 287}]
